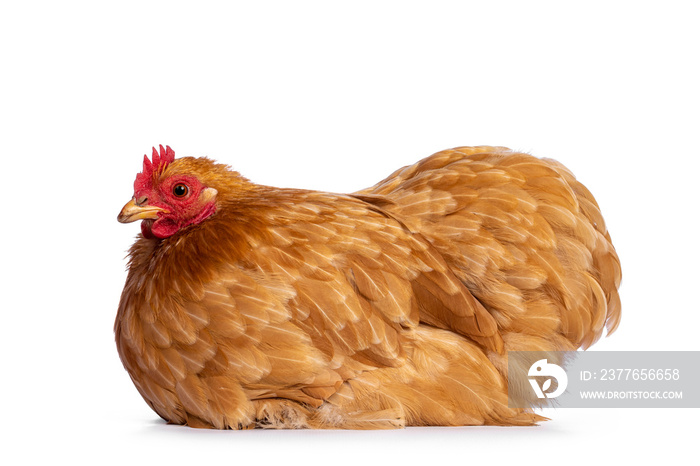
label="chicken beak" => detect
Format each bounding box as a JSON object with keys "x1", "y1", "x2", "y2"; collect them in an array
[{"x1": 117, "y1": 198, "x2": 168, "y2": 223}]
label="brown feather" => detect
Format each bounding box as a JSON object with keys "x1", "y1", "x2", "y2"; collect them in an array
[{"x1": 115, "y1": 146, "x2": 621, "y2": 429}]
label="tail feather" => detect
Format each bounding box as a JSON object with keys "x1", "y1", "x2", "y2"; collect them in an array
[{"x1": 358, "y1": 146, "x2": 622, "y2": 351}]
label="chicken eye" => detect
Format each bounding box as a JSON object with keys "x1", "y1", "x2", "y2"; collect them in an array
[{"x1": 173, "y1": 183, "x2": 189, "y2": 198}]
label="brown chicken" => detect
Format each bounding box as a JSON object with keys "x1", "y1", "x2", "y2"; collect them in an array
[{"x1": 115, "y1": 145, "x2": 621, "y2": 429}]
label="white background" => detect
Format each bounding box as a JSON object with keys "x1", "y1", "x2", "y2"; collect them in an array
[{"x1": 2, "y1": 1, "x2": 698, "y2": 464}]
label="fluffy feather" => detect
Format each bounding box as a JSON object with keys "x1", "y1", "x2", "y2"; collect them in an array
[{"x1": 115, "y1": 146, "x2": 621, "y2": 428}]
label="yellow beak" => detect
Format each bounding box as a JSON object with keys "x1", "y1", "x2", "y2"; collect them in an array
[{"x1": 117, "y1": 198, "x2": 168, "y2": 223}]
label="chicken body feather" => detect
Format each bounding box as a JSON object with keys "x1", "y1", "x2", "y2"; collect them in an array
[{"x1": 115, "y1": 146, "x2": 621, "y2": 428}]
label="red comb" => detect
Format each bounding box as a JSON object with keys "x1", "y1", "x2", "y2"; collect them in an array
[{"x1": 134, "y1": 145, "x2": 175, "y2": 192}]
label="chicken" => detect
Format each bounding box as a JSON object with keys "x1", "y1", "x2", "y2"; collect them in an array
[{"x1": 115, "y1": 145, "x2": 621, "y2": 429}]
